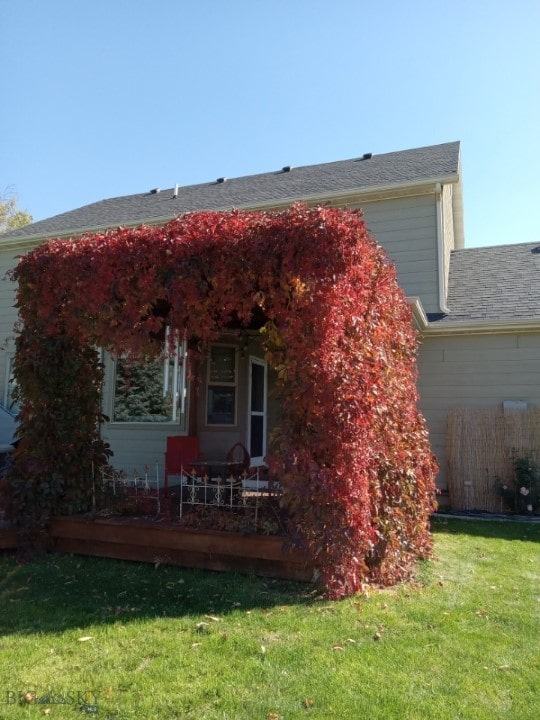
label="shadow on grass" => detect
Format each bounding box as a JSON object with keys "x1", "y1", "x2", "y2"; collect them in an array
[
  {"x1": 431, "y1": 516, "x2": 540, "y2": 543},
  {"x1": 0, "y1": 550, "x2": 317, "y2": 637},
  {"x1": 2, "y1": 518, "x2": 537, "y2": 638}
]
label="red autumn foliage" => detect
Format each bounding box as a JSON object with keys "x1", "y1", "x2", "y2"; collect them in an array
[{"x1": 6, "y1": 204, "x2": 437, "y2": 598}]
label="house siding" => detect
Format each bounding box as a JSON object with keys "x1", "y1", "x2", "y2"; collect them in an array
[
  {"x1": 355, "y1": 194, "x2": 440, "y2": 314},
  {"x1": 417, "y1": 332, "x2": 540, "y2": 491},
  {"x1": 0, "y1": 249, "x2": 20, "y2": 407}
]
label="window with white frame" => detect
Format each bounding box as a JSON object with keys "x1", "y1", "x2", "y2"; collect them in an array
[
  {"x1": 113, "y1": 338, "x2": 188, "y2": 425},
  {"x1": 206, "y1": 345, "x2": 237, "y2": 425},
  {"x1": 248, "y1": 356, "x2": 267, "y2": 465}
]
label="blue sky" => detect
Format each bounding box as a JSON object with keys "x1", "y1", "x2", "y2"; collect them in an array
[{"x1": 2, "y1": 0, "x2": 539, "y2": 247}]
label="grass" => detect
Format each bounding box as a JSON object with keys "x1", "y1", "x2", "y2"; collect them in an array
[{"x1": 0, "y1": 518, "x2": 538, "y2": 719}]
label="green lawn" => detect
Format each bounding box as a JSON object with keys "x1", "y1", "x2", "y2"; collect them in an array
[{"x1": 0, "y1": 518, "x2": 538, "y2": 719}]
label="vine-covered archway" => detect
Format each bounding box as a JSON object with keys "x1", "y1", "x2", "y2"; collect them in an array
[{"x1": 5, "y1": 204, "x2": 437, "y2": 598}]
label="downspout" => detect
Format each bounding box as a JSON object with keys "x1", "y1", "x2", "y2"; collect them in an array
[{"x1": 435, "y1": 182, "x2": 451, "y2": 314}]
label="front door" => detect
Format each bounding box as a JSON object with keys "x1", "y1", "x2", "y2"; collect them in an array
[{"x1": 248, "y1": 357, "x2": 267, "y2": 465}]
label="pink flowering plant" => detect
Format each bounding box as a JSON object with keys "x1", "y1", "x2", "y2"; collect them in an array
[{"x1": 496, "y1": 454, "x2": 540, "y2": 515}]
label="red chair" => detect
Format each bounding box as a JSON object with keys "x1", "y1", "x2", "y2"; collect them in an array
[{"x1": 164, "y1": 436, "x2": 202, "y2": 494}]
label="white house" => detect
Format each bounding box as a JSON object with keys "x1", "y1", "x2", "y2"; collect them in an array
[{"x1": 2, "y1": 141, "x2": 539, "y2": 507}]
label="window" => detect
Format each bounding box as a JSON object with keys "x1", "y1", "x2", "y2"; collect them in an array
[
  {"x1": 113, "y1": 340, "x2": 188, "y2": 426},
  {"x1": 207, "y1": 345, "x2": 237, "y2": 425},
  {"x1": 4, "y1": 357, "x2": 19, "y2": 414}
]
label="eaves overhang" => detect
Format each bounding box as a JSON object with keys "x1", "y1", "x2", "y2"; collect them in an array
[
  {"x1": 422, "y1": 317, "x2": 540, "y2": 336},
  {"x1": 407, "y1": 297, "x2": 430, "y2": 332},
  {"x1": 0, "y1": 173, "x2": 461, "y2": 252},
  {"x1": 238, "y1": 174, "x2": 460, "y2": 211}
]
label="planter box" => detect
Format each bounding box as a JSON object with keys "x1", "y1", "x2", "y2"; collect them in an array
[{"x1": 49, "y1": 516, "x2": 314, "y2": 582}]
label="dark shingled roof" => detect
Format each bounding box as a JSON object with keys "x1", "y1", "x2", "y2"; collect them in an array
[
  {"x1": 430, "y1": 242, "x2": 540, "y2": 324},
  {"x1": 1, "y1": 141, "x2": 460, "y2": 241}
]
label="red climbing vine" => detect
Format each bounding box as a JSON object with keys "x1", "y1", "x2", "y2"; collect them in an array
[{"x1": 4, "y1": 204, "x2": 437, "y2": 597}]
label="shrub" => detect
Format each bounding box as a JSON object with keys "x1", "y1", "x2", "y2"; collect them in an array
[
  {"x1": 496, "y1": 455, "x2": 540, "y2": 515},
  {"x1": 5, "y1": 205, "x2": 437, "y2": 597}
]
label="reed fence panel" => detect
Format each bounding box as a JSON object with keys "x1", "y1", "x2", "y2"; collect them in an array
[{"x1": 447, "y1": 408, "x2": 540, "y2": 511}]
